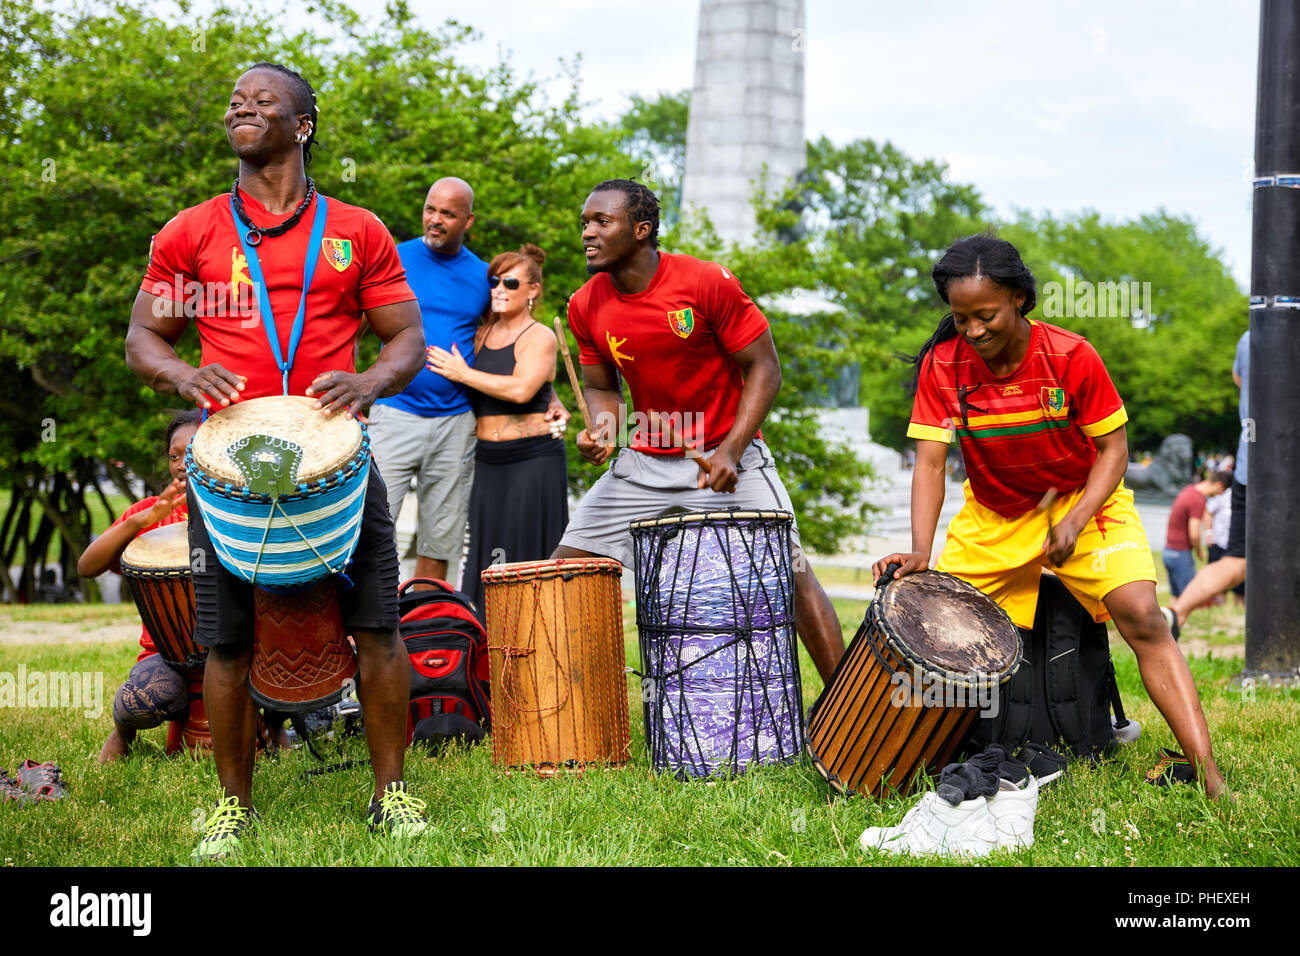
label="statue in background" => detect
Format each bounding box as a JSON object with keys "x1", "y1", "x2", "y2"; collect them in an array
[{"x1": 1126, "y1": 434, "x2": 1193, "y2": 495}]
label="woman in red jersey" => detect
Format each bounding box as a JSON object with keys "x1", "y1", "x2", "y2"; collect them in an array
[{"x1": 872, "y1": 234, "x2": 1228, "y2": 800}]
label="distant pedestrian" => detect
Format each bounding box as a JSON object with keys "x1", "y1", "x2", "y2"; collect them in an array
[{"x1": 1162, "y1": 471, "x2": 1230, "y2": 598}]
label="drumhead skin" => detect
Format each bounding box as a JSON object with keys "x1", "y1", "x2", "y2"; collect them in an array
[
  {"x1": 628, "y1": 509, "x2": 793, "y2": 530},
  {"x1": 120, "y1": 522, "x2": 191, "y2": 572},
  {"x1": 877, "y1": 571, "x2": 1020, "y2": 684},
  {"x1": 480, "y1": 557, "x2": 622, "y2": 583},
  {"x1": 191, "y1": 395, "x2": 363, "y2": 485}
]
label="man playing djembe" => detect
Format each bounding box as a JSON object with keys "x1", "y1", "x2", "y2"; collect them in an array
[
  {"x1": 551, "y1": 179, "x2": 845, "y2": 682},
  {"x1": 125, "y1": 62, "x2": 428, "y2": 861}
]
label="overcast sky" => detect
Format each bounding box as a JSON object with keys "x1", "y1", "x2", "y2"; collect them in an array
[
  {"x1": 389, "y1": 0, "x2": 1260, "y2": 287},
  {"x1": 214, "y1": 0, "x2": 1258, "y2": 286}
]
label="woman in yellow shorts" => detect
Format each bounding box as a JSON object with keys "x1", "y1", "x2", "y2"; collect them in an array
[{"x1": 873, "y1": 234, "x2": 1227, "y2": 800}]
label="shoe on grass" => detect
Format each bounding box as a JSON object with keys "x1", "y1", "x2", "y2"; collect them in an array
[
  {"x1": 368, "y1": 780, "x2": 428, "y2": 838},
  {"x1": 985, "y1": 776, "x2": 1039, "y2": 850},
  {"x1": 859, "y1": 791, "x2": 998, "y2": 858},
  {"x1": 1145, "y1": 747, "x2": 1196, "y2": 787},
  {"x1": 16, "y1": 760, "x2": 68, "y2": 800},
  {"x1": 1, "y1": 769, "x2": 34, "y2": 806},
  {"x1": 192, "y1": 795, "x2": 258, "y2": 864},
  {"x1": 1160, "y1": 606, "x2": 1180, "y2": 641}
]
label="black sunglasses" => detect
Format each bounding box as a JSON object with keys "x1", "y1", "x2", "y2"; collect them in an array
[{"x1": 489, "y1": 275, "x2": 521, "y2": 290}]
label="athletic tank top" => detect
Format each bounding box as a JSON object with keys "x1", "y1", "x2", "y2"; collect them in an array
[{"x1": 468, "y1": 323, "x2": 552, "y2": 417}]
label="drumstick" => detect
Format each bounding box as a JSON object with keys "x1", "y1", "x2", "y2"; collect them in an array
[
  {"x1": 656, "y1": 411, "x2": 713, "y2": 475},
  {"x1": 552, "y1": 318, "x2": 603, "y2": 444},
  {"x1": 1038, "y1": 487, "x2": 1059, "y2": 548}
]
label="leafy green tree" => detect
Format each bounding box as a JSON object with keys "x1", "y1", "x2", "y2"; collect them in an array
[
  {"x1": 615, "y1": 90, "x2": 690, "y2": 227},
  {"x1": 1002, "y1": 210, "x2": 1246, "y2": 454},
  {"x1": 0, "y1": 0, "x2": 631, "y2": 597}
]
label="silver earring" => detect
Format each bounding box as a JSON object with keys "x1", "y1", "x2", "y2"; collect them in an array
[{"x1": 528, "y1": 297, "x2": 534, "y2": 312}]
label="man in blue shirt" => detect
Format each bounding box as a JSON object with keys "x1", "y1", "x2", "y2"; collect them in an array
[
  {"x1": 369, "y1": 178, "x2": 488, "y2": 587},
  {"x1": 1164, "y1": 330, "x2": 1249, "y2": 632}
]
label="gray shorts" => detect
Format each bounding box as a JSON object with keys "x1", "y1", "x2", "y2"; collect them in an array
[
  {"x1": 367, "y1": 404, "x2": 476, "y2": 562},
  {"x1": 559, "y1": 438, "x2": 802, "y2": 567}
]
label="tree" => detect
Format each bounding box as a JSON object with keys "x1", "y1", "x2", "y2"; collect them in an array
[
  {"x1": 0, "y1": 0, "x2": 631, "y2": 598},
  {"x1": 1001, "y1": 210, "x2": 1246, "y2": 454},
  {"x1": 615, "y1": 90, "x2": 690, "y2": 228}
]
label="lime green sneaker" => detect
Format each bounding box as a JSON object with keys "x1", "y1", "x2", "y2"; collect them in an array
[
  {"x1": 367, "y1": 781, "x2": 428, "y2": 838},
  {"x1": 192, "y1": 795, "x2": 258, "y2": 864}
]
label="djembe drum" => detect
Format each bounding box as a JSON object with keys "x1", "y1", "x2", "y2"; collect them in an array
[
  {"x1": 119, "y1": 521, "x2": 210, "y2": 750},
  {"x1": 480, "y1": 559, "x2": 630, "y2": 773},
  {"x1": 806, "y1": 567, "x2": 1021, "y2": 798},
  {"x1": 630, "y1": 510, "x2": 803, "y2": 779},
  {"x1": 187, "y1": 395, "x2": 362, "y2": 712}
]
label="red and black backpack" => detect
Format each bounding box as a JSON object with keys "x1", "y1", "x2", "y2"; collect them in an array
[{"x1": 399, "y1": 578, "x2": 492, "y2": 750}]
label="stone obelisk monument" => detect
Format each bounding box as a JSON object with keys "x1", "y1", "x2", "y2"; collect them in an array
[{"x1": 681, "y1": 0, "x2": 806, "y2": 244}]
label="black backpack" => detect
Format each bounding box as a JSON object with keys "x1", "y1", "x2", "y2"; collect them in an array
[
  {"x1": 398, "y1": 578, "x2": 492, "y2": 751},
  {"x1": 965, "y1": 573, "x2": 1130, "y2": 761}
]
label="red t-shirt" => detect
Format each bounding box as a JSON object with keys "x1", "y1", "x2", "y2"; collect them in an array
[
  {"x1": 108, "y1": 497, "x2": 189, "y2": 661},
  {"x1": 567, "y1": 252, "x2": 769, "y2": 455},
  {"x1": 141, "y1": 189, "x2": 415, "y2": 399},
  {"x1": 907, "y1": 320, "x2": 1128, "y2": 517},
  {"x1": 1165, "y1": 484, "x2": 1208, "y2": 551}
]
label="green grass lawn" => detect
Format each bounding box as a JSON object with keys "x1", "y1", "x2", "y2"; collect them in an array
[{"x1": 0, "y1": 592, "x2": 1293, "y2": 867}]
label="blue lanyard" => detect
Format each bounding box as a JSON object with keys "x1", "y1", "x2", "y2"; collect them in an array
[{"x1": 229, "y1": 191, "x2": 329, "y2": 395}]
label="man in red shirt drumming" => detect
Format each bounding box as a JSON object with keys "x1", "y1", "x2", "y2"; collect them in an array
[
  {"x1": 125, "y1": 63, "x2": 428, "y2": 860},
  {"x1": 552, "y1": 180, "x2": 845, "y2": 681}
]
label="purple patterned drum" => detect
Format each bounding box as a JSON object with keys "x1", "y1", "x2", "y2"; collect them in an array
[{"x1": 630, "y1": 510, "x2": 803, "y2": 779}]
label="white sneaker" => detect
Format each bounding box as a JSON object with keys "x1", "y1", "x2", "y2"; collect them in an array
[
  {"x1": 859, "y1": 792, "x2": 999, "y2": 858},
  {"x1": 985, "y1": 776, "x2": 1039, "y2": 850}
]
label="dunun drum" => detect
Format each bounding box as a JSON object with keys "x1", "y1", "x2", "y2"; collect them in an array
[
  {"x1": 187, "y1": 395, "x2": 361, "y2": 711},
  {"x1": 481, "y1": 559, "x2": 630, "y2": 773},
  {"x1": 119, "y1": 521, "x2": 210, "y2": 751},
  {"x1": 630, "y1": 510, "x2": 803, "y2": 779},
  {"x1": 806, "y1": 569, "x2": 1021, "y2": 798}
]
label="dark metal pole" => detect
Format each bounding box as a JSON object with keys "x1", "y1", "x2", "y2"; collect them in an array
[{"x1": 1246, "y1": 0, "x2": 1300, "y2": 679}]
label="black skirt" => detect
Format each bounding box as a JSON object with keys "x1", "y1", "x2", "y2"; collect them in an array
[{"x1": 461, "y1": 434, "x2": 569, "y2": 617}]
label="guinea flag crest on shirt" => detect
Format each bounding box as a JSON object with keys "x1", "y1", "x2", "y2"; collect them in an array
[
  {"x1": 322, "y1": 238, "x2": 353, "y2": 273},
  {"x1": 668, "y1": 307, "x2": 694, "y2": 338},
  {"x1": 1041, "y1": 387, "x2": 1068, "y2": 417}
]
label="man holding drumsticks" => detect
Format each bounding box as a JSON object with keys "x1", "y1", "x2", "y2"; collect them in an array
[
  {"x1": 551, "y1": 179, "x2": 845, "y2": 682},
  {"x1": 125, "y1": 62, "x2": 429, "y2": 860}
]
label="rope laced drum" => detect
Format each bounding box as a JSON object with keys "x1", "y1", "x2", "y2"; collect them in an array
[
  {"x1": 187, "y1": 395, "x2": 362, "y2": 712},
  {"x1": 186, "y1": 395, "x2": 369, "y2": 589},
  {"x1": 119, "y1": 521, "x2": 210, "y2": 751},
  {"x1": 630, "y1": 510, "x2": 803, "y2": 779},
  {"x1": 806, "y1": 568, "x2": 1021, "y2": 798},
  {"x1": 481, "y1": 558, "x2": 630, "y2": 774}
]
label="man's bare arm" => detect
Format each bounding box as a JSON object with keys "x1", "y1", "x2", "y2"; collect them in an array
[
  {"x1": 575, "y1": 361, "x2": 622, "y2": 465},
  {"x1": 125, "y1": 291, "x2": 245, "y2": 408},
  {"x1": 703, "y1": 329, "x2": 781, "y2": 492},
  {"x1": 306, "y1": 299, "x2": 424, "y2": 416}
]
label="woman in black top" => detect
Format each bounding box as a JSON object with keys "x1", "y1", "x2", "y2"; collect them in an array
[{"x1": 426, "y1": 244, "x2": 568, "y2": 614}]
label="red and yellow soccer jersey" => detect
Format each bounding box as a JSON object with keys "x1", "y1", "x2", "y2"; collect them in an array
[
  {"x1": 907, "y1": 320, "x2": 1128, "y2": 517},
  {"x1": 108, "y1": 497, "x2": 189, "y2": 660},
  {"x1": 566, "y1": 252, "x2": 769, "y2": 455},
  {"x1": 141, "y1": 189, "x2": 414, "y2": 400}
]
